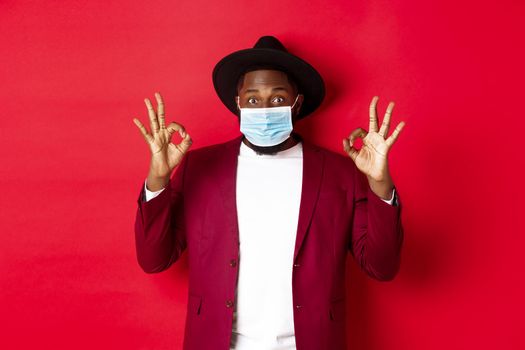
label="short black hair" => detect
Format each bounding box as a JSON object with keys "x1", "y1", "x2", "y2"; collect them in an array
[{"x1": 236, "y1": 64, "x2": 298, "y2": 95}]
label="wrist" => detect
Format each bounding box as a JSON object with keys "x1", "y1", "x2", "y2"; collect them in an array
[
  {"x1": 367, "y1": 176, "x2": 394, "y2": 200},
  {"x1": 148, "y1": 158, "x2": 171, "y2": 180},
  {"x1": 146, "y1": 172, "x2": 170, "y2": 191}
]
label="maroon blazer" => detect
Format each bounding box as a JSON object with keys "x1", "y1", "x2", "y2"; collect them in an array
[{"x1": 134, "y1": 134, "x2": 404, "y2": 350}]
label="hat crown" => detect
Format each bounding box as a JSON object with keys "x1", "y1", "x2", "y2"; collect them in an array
[{"x1": 253, "y1": 36, "x2": 288, "y2": 53}]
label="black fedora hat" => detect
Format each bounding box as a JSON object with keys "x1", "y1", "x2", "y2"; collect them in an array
[{"x1": 212, "y1": 35, "x2": 325, "y2": 120}]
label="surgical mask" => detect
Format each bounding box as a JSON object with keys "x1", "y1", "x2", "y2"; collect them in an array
[{"x1": 237, "y1": 94, "x2": 300, "y2": 147}]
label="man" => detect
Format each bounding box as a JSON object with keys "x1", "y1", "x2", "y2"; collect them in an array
[{"x1": 133, "y1": 36, "x2": 405, "y2": 350}]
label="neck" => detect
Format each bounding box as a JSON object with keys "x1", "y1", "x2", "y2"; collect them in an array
[{"x1": 242, "y1": 132, "x2": 301, "y2": 155}]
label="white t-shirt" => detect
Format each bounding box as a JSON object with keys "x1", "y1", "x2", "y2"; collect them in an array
[{"x1": 229, "y1": 140, "x2": 304, "y2": 349}]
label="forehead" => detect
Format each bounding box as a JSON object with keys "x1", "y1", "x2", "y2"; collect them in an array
[{"x1": 240, "y1": 69, "x2": 292, "y2": 91}]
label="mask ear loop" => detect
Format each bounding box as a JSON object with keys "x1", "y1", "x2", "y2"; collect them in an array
[
  {"x1": 236, "y1": 96, "x2": 241, "y2": 111},
  {"x1": 291, "y1": 93, "x2": 301, "y2": 110}
]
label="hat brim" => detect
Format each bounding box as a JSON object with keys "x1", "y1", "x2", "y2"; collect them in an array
[{"x1": 212, "y1": 48, "x2": 325, "y2": 120}]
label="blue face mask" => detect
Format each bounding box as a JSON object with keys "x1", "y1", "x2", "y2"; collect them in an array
[{"x1": 237, "y1": 94, "x2": 300, "y2": 147}]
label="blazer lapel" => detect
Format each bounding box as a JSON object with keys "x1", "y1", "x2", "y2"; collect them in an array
[
  {"x1": 216, "y1": 135, "x2": 325, "y2": 261},
  {"x1": 293, "y1": 138, "x2": 324, "y2": 263},
  {"x1": 217, "y1": 135, "x2": 244, "y2": 245}
]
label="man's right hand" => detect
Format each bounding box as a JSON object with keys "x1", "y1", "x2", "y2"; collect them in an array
[{"x1": 133, "y1": 92, "x2": 193, "y2": 191}]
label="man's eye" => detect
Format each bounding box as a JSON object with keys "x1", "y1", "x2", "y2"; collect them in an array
[
  {"x1": 248, "y1": 97, "x2": 257, "y2": 104},
  {"x1": 273, "y1": 96, "x2": 284, "y2": 103}
]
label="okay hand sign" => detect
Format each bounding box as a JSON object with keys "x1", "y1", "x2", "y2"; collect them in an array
[
  {"x1": 133, "y1": 92, "x2": 192, "y2": 181},
  {"x1": 343, "y1": 96, "x2": 405, "y2": 182}
]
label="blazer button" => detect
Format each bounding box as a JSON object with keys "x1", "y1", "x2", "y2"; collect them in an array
[
  {"x1": 293, "y1": 263, "x2": 300, "y2": 267},
  {"x1": 225, "y1": 300, "x2": 234, "y2": 308},
  {"x1": 229, "y1": 259, "x2": 237, "y2": 267},
  {"x1": 295, "y1": 304, "x2": 303, "y2": 309}
]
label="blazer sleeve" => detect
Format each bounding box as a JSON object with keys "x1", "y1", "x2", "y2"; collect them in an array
[
  {"x1": 349, "y1": 164, "x2": 404, "y2": 281},
  {"x1": 134, "y1": 153, "x2": 190, "y2": 273}
]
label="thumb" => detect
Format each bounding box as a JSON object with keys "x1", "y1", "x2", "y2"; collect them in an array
[
  {"x1": 343, "y1": 138, "x2": 358, "y2": 162},
  {"x1": 177, "y1": 131, "x2": 193, "y2": 153}
]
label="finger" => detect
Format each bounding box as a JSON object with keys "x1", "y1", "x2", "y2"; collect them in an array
[
  {"x1": 144, "y1": 98, "x2": 159, "y2": 133},
  {"x1": 133, "y1": 118, "x2": 154, "y2": 144},
  {"x1": 166, "y1": 122, "x2": 186, "y2": 138},
  {"x1": 378, "y1": 101, "x2": 395, "y2": 138},
  {"x1": 369, "y1": 96, "x2": 379, "y2": 133},
  {"x1": 347, "y1": 127, "x2": 368, "y2": 147},
  {"x1": 343, "y1": 138, "x2": 359, "y2": 162},
  {"x1": 155, "y1": 92, "x2": 166, "y2": 129},
  {"x1": 385, "y1": 121, "x2": 406, "y2": 148}
]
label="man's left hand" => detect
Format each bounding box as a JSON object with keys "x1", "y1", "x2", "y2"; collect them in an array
[{"x1": 343, "y1": 96, "x2": 406, "y2": 200}]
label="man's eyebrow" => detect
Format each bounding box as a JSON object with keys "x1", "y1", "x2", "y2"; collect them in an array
[{"x1": 243, "y1": 86, "x2": 289, "y2": 93}]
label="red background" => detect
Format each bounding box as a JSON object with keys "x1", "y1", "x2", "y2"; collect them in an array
[{"x1": 1, "y1": 1, "x2": 524, "y2": 349}]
